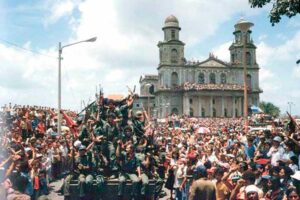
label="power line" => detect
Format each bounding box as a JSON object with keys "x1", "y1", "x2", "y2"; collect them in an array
[{"x1": 0, "y1": 38, "x2": 56, "y2": 59}]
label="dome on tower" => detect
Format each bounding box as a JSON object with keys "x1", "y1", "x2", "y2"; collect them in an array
[
  {"x1": 164, "y1": 15, "x2": 180, "y2": 28},
  {"x1": 234, "y1": 17, "x2": 253, "y2": 31},
  {"x1": 165, "y1": 15, "x2": 179, "y2": 23}
]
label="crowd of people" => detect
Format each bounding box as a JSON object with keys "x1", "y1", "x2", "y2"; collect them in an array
[
  {"x1": 0, "y1": 93, "x2": 300, "y2": 200},
  {"x1": 158, "y1": 82, "x2": 246, "y2": 91},
  {"x1": 182, "y1": 82, "x2": 246, "y2": 91}
]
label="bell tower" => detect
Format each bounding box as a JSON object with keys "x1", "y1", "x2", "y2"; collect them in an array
[
  {"x1": 158, "y1": 15, "x2": 185, "y2": 66},
  {"x1": 229, "y1": 18, "x2": 258, "y2": 68}
]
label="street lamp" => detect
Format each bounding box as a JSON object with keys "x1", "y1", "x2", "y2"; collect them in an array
[
  {"x1": 57, "y1": 37, "x2": 97, "y2": 135},
  {"x1": 145, "y1": 83, "x2": 152, "y2": 119},
  {"x1": 235, "y1": 18, "x2": 253, "y2": 132}
]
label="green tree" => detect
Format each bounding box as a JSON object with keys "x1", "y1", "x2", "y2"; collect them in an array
[
  {"x1": 249, "y1": 0, "x2": 300, "y2": 25},
  {"x1": 259, "y1": 101, "x2": 281, "y2": 117}
]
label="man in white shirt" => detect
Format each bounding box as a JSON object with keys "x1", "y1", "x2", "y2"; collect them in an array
[
  {"x1": 59, "y1": 140, "x2": 69, "y2": 174},
  {"x1": 267, "y1": 136, "x2": 284, "y2": 166}
]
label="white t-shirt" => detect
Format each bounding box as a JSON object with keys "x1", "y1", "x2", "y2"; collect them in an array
[
  {"x1": 60, "y1": 145, "x2": 68, "y2": 158},
  {"x1": 174, "y1": 165, "x2": 187, "y2": 188},
  {"x1": 267, "y1": 146, "x2": 284, "y2": 166}
]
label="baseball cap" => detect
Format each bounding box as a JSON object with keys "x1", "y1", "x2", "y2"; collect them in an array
[
  {"x1": 74, "y1": 140, "x2": 82, "y2": 148},
  {"x1": 273, "y1": 136, "x2": 282, "y2": 143},
  {"x1": 79, "y1": 145, "x2": 86, "y2": 151}
]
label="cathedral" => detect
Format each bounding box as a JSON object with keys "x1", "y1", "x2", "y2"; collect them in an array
[{"x1": 135, "y1": 15, "x2": 262, "y2": 118}]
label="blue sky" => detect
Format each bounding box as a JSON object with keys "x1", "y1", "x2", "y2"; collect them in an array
[{"x1": 0, "y1": 0, "x2": 299, "y2": 115}]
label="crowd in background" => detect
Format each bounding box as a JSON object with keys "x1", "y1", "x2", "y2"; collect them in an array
[
  {"x1": 157, "y1": 82, "x2": 246, "y2": 91},
  {"x1": 0, "y1": 95, "x2": 300, "y2": 200},
  {"x1": 182, "y1": 82, "x2": 246, "y2": 91}
]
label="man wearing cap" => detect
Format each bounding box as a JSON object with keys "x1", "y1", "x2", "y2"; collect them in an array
[
  {"x1": 267, "y1": 136, "x2": 284, "y2": 166},
  {"x1": 230, "y1": 171, "x2": 263, "y2": 200}
]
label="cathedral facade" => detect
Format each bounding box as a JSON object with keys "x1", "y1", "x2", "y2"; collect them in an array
[{"x1": 136, "y1": 15, "x2": 262, "y2": 118}]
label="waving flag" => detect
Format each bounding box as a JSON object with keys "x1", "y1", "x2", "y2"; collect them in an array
[{"x1": 61, "y1": 110, "x2": 78, "y2": 137}]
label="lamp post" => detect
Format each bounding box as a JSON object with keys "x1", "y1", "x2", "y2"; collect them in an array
[
  {"x1": 57, "y1": 37, "x2": 97, "y2": 135},
  {"x1": 235, "y1": 19, "x2": 253, "y2": 133}
]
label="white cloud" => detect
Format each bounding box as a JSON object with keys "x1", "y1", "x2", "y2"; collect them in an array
[
  {"x1": 258, "y1": 34, "x2": 268, "y2": 41},
  {"x1": 212, "y1": 41, "x2": 232, "y2": 62},
  {"x1": 255, "y1": 32, "x2": 300, "y2": 115},
  {"x1": 257, "y1": 31, "x2": 300, "y2": 65},
  {"x1": 44, "y1": 0, "x2": 80, "y2": 25},
  {"x1": 260, "y1": 68, "x2": 274, "y2": 81}
]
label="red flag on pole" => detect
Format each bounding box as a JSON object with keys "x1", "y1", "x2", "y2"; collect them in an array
[{"x1": 61, "y1": 110, "x2": 78, "y2": 137}]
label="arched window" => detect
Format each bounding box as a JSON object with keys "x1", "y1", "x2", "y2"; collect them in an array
[
  {"x1": 159, "y1": 49, "x2": 162, "y2": 61},
  {"x1": 231, "y1": 53, "x2": 235, "y2": 63},
  {"x1": 171, "y1": 72, "x2": 179, "y2": 87},
  {"x1": 171, "y1": 49, "x2": 178, "y2": 63},
  {"x1": 149, "y1": 84, "x2": 155, "y2": 94},
  {"x1": 224, "y1": 108, "x2": 228, "y2": 117},
  {"x1": 198, "y1": 73, "x2": 205, "y2": 84},
  {"x1": 213, "y1": 108, "x2": 216, "y2": 117},
  {"x1": 235, "y1": 109, "x2": 238, "y2": 117},
  {"x1": 189, "y1": 108, "x2": 194, "y2": 117},
  {"x1": 236, "y1": 32, "x2": 242, "y2": 43},
  {"x1": 246, "y1": 52, "x2": 251, "y2": 65},
  {"x1": 209, "y1": 73, "x2": 216, "y2": 84},
  {"x1": 201, "y1": 108, "x2": 205, "y2": 117},
  {"x1": 220, "y1": 73, "x2": 226, "y2": 84},
  {"x1": 172, "y1": 108, "x2": 178, "y2": 115},
  {"x1": 246, "y1": 74, "x2": 252, "y2": 89}
]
